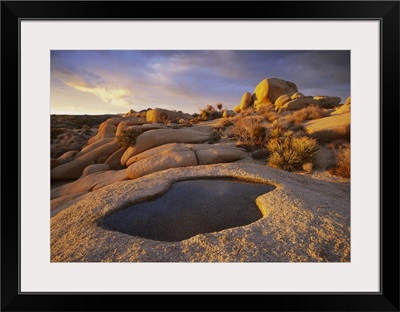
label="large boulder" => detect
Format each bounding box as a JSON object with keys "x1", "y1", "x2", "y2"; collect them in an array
[
  {"x1": 222, "y1": 110, "x2": 236, "y2": 118},
  {"x1": 291, "y1": 92, "x2": 305, "y2": 100},
  {"x1": 122, "y1": 109, "x2": 137, "y2": 117},
  {"x1": 233, "y1": 105, "x2": 241, "y2": 113},
  {"x1": 331, "y1": 103, "x2": 350, "y2": 115},
  {"x1": 116, "y1": 123, "x2": 164, "y2": 136},
  {"x1": 278, "y1": 97, "x2": 319, "y2": 112},
  {"x1": 103, "y1": 117, "x2": 130, "y2": 126},
  {"x1": 146, "y1": 108, "x2": 192, "y2": 123},
  {"x1": 51, "y1": 141, "x2": 120, "y2": 179},
  {"x1": 76, "y1": 138, "x2": 114, "y2": 158},
  {"x1": 82, "y1": 164, "x2": 110, "y2": 177},
  {"x1": 274, "y1": 94, "x2": 292, "y2": 111},
  {"x1": 313, "y1": 96, "x2": 341, "y2": 108},
  {"x1": 304, "y1": 112, "x2": 350, "y2": 143},
  {"x1": 239, "y1": 92, "x2": 253, "y2": 111},
  {"x1": 252, "y1": 78, "x2": 298, "y2": 110},
  {"x1": 120, "y1": 128, "x2": 211, "y2": 165},
  {"x1": 125, "y1": 143, "x2": 189, "y2": 166},
  {"x1": 87, "y1": 124, "x2": 116, "y2": 144},
  {"x1": 330, "y1": 96, "x2": 350, "y2": 115},
  {"x1": 51, "y1": 170, "x2": 128, "y2": 199},
  {"x1": 193, "y1": 146, "x2": 248, "y2": 165},
  {"x1": 57, "y1": 150, "x2": 79, "y2": 164},
  {"x1": 51, "y1": 158, "x2": 60, "y2": 169},
  {"x1": 105, "y1": 146, "x2": 128, "y2": 170},
  {"x1": 126, "y1": 150, "x2": 197, "y2": 179},
  {"x1": 115, "y1": 119, "x2": 149, "y2": 136}
]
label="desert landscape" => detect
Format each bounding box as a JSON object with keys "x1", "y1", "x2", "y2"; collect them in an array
[
  {"x1": 50, "y1": 50, "x2": 350, "y2": 262},
  {"x1": 51, "y1": 77, "x2": 350, "y2": 262}
]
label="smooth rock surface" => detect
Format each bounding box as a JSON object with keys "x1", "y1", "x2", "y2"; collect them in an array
[
  {"x1": 146, "y1": 108, "x2": 192, "y2": 123},
  {"x1": 51, "y1": 163, "x2": 350, "y2": 262},
  {"x1": 82, "y1": 164, "x2": 110, "y2": 177},
  {"x1": 278, "y1": 97, "x2": 319, "y2": 112},
  {"x1": 195, "y1": 147, "x2": 247, "y2": 165},
  {"x1": 51, "y1": 169, "x2": 128, "y2": 199},
  {"x1": 51, "y1": 141, "x2": 120, "y2": 179},
  {"x1": 304, "y1": 112, "x2": 350, "y2": 143},
  {"x1": 120, "y1": 128, "x2": 211, "y2": 165},
  {"x1": 239, "y1": 92, "x2": 253, "y2": 111},
  {"x1": 126, "y1": 150, "x2": 197, "y2": 179},
  {"x1": 105, "y1": 146, "x2": 128, "y2": 170}
]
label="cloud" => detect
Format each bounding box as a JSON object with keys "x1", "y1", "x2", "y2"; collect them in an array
[
  {"x1": 51, "y1": 50, "x2": 350, "y2": 114},
  {"x1": 52, "y1": 65, "x2": 133, "y2": 111},
  {"x1": 66, "y1": 82, "x2": 132, "y2": 108}
]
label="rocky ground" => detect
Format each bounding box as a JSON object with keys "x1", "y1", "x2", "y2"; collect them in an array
[{"x1": 50, "y1": 77, "x2": 351, "y2": 262}]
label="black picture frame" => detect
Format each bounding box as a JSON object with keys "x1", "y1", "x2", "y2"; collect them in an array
[{"x1": 1, "y1": 1, "x2": 399, "y2": 311}]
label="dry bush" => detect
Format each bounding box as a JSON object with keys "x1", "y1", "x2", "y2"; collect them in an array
[
  {"x1": 116, "y1": 128, "x2": 143, "y2": 147},
  {"x1": 267, "y1": 132, "x2": 318, "y2": 172},
  {"x1": 328, "y1": 142, "x2": 350, "y2": 178},
  {"x1": 257, "y1": 103, "x2": 280, "y2": 123},
  {"x1": 208, "y1": 128, "x2": 223, "y2": 144},
  {"x1": 228, "y1": 115, "x2": 269, "y2": 147},
  {"x1": 240, "y1": 107, "x2": 255, "y2": 116},
  {"x1": 200, "y1": 104, "x2": 223, "y2": 120},
  {"x1": 285, "y1": 105, "x2": 326, "y2": 125}
]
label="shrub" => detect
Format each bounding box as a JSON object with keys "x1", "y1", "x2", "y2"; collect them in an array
[
  {"x1": 285, "y1": 105, "x2": 326, "y2": 125},
  {"x1": 240, "y1": 107, "x2": 255, "y2": 116},
  {"x1": 267, "y1": 133, "x2": 318, "y2": 172},
  {"x1": 208, "y1": 128, "x2": 223, "y2": 144},
  {"x1": 200, "y1": 104, "x2": 223, "y2": 120},
  {"x1": 228, "y1": 115, "x2": 269, "y2": 147},
  {"x1": 328, "y1": 143, "x2": 350, "y2": 178},
  {"x1": 257, "y1": 103, "x2": 280, "y2": 123},
  {"x1": 116, "y1": 128, "x2": 143, "y2": 147}
]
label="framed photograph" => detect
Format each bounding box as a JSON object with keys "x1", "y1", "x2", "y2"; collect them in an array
[{"x1": 2, "y1": 1, "x2": 399, "y2": 311}]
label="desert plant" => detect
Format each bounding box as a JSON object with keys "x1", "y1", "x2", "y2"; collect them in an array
[
  {"x1": 328, "y1": 143, "x2": 350, "y2": 178},
  {"x1": 228, "y1": 115, "x2": 269, "y2": 147},
  {"x1": 190, "y1": 116, "x2": 203, "y2": 124},
  {"x1": 240, "y1": 107, "x2": 255, "y2": 116},
  {"x1": 199, "y1": 104, "x2": 223, "y2": 120},
  {"x1": 208, "y1": 128, "x2": 223, "y2": 144},
  {"x1": 216, "y1": 103, "x2": 223, "y2": 111},
  {"x1": 285, "y1": 105, "x2": 326, "y2": 125},
  {"x1": 257, "y1": 103, "x2": 280, "y2": 123},
  {"x1": 267, "y1": 133, "x2": 318, "y2": 171},
  {"x1": 116, "y1": 128, "x2": 143, "y2": 147}
]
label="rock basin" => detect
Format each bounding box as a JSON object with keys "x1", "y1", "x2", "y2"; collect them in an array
[{"x1": 102, "y1": 179, "x2": 275, "y2": 242}]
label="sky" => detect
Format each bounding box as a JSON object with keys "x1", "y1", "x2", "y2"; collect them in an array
[{"x1": 51, "y1": 50, "x2": 350, "y2": 115}]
